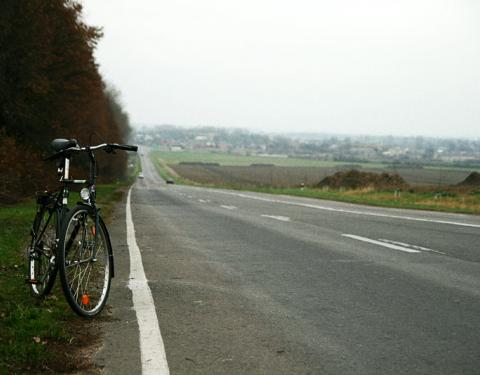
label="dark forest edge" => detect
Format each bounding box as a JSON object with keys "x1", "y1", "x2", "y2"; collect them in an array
[
  {"x1": 0, "y1": 1, "x2": 134, "y2": 372},
  {"x1": 1, "y1": 0, "x2": 132, "y2": 204}
]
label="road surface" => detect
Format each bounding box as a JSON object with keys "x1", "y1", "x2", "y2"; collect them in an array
[{"x1": 96, "y1": 151, "x2": 480, "y2": 375}]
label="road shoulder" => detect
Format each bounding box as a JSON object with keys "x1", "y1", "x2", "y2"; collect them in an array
[{"x1": 94, "y1": 197, "x2": 142, "y2": 375}]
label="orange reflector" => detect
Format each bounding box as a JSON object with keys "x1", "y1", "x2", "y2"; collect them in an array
[
  {"x1": 81, "y1": 294, "x2": 90, "y2": 305},
  {"x1": 91, "y1": 226, "x2": 96, "y2": 236}
]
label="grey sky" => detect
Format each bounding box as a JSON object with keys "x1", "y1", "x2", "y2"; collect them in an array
[{"x1": 82, "y1": 0, "x2": 480, "y2": 138}]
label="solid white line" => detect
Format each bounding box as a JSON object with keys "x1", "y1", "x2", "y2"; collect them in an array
[
  {"x1": 209, "y1": 190, "x2": 480, "y2": 228},
  {"x1": 126, "y1": 188, "x2": 170, "y2": 375},
  {"x1": 342, "y1": 234, "x2": 421, "y2": 253},
  {"x1": 261, "y1": 214, "x2": 291, "y2": 222}
]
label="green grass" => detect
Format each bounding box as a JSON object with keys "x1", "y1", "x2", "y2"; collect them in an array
[
  {"x1": 150, "y1": 154, "x2": 190, "y2": 185},
  {"x1": 151, "y1": 150, "x2": 387, "y2": 168},
  {"x1": 252, "y1": 187, "x2": 480, "y2": 215},
  {"x1": 0, "y1": 200, "x2": 71, "y2": 374},
  {"x1": 423, "y1": 165, "x2": 480, "y2": 172},
  {"x1": 0, "y1": 183, "x2": 129, "y2": 374},
  {"x1": 127, "y1": 153, "x2": 142, "y2": 184}
]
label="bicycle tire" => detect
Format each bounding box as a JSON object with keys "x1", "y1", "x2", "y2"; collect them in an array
[
  {"x1": 58, "y1": 205, "x2": 112, "y2": 317},
  {"x1": 28, "y1": 204, "x2": 58, "y2": 297}
]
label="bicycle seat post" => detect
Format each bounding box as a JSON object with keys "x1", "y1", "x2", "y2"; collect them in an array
[{"x1": 64, "y1": 157, "x2": 70, "y2": 179}]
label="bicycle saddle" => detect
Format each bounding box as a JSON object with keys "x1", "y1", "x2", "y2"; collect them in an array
[{"x1": 51, "y1": 139, "x2": 78, "y2": 152}]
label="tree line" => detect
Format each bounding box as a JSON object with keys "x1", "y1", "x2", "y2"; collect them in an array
[{"x1": 0, "y1": 0, "x2": 131, "y2": 202}]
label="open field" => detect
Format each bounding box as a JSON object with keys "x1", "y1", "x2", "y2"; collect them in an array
[
  {"x1": 171, "y1": 164, "x2": 475, "y2": 187},
  {"x1": 152, "y1": 150, "x2": 386, "y2": 168},
  {"x1": 150, "y1": 153, "x2": 480, "y2": 215},
  {"x1": 172, "y1": 164, "x2": 335, "y2": 187},
  {"x1": 152, "y1": 150, "x2": 477, "y2": 186}
]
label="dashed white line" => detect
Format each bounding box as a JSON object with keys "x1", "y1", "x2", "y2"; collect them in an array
[
  {"x1": 261, "y1": 215, "x2": 291, "y2": 222},
  {"x1": 198, "y1": 199, "x2": 207, "y2": 203},
  {"x1": 208, "y1": 190, "x2": 480, "y2": 229},
  {"x1": 342, "y1": 234, "x2": 420, "y2": 253},
  {"x1": 220, "y1": 205, "x2": 238, "y2": 210},
  {"x1": 127, "y1": 188, "x2": 170, "y2": 375},
  {"x1": 378, "y1": 239, "x2": 446, "y2": 255}
]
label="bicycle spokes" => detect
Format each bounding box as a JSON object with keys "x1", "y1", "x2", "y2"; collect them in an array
[{"x1": 62, "y1": 210, "x2": 110, "y2": 315}]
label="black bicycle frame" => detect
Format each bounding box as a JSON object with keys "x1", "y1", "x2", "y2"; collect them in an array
[
  {"x1": 29, "y1": 190, "x2": 63, "y2": 284},
  {"x1": 60, "y1": 150, "x2": 103, "y2": 264},
  {"x1": 41, "y1": 142, "x2": 130, "y2": 280}
]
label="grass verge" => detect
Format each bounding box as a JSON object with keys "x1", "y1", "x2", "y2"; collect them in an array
[
  {"x1": 250, "y1": 187, "x2": 480, "y2": 215},
  {"x1": 151, "y1": 155, "x2": 189, "y2": 184},
  {"x1": 0, "y1": 182, "x2": 128, "y2": 374},
  {"x1": 151, "y1": 154, "x2": 480, "y2": 215}
]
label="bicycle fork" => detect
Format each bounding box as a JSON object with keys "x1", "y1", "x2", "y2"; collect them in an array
[
  {"x1": 26, "y1": 238, "x2": 58, "y2": 285},
  {"x1": 65, "y1": 210, "x2": 99, "y2": 265}
]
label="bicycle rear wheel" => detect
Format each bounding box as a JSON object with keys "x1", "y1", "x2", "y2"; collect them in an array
[
  {"x1": 28, "y1": 203, "x2": 58, "y2": 297},
  {"x1": 58, "y1": 205, "x2": 112, "y2": 317}
]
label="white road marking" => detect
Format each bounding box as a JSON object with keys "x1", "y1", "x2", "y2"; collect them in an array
[
  {"x1": 209, "y1": 190, "x2": 480, "y2": 229},
  {"x1": 378, "y1": 239, "x2": 447, "y2": 255},
  {"x1": 342, "y1": 234, "x2": 421, "y2": 253},
  {"x1": 198, "y1": 199, "x2": 207, "y2": 203},
  {"x1": 127, "y1": 188, "x2": 170, "y2": 375},
  {"x1": 220, "y1": 205, "x2": 238, "y2": 210},
  {"x1": 261, "y1": 214, "x2": 291, "y2": 222}
]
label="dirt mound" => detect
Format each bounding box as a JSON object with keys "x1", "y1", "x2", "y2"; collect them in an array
[
  {"x1": 458, "y1": 171, "x2": 480, "y2": 186},
  {"x1": 317, "y1": 170, "x2": 407, "y2": 190}
]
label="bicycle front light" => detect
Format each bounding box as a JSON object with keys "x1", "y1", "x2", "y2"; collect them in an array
[{"x1": 80, "y1": 188, "x2": 90, "y2": 202}]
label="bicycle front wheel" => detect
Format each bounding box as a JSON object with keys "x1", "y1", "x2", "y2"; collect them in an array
[
  {"x1": 29, "y1": 204, "x2": 58, "y2": 297},
  {"x1": 58, "y1": 205, "x2": 112, "y2": 317}
]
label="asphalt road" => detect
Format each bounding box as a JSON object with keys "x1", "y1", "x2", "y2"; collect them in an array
[{"x1": 97, "y1": 152, "x2": 480, "y2": 375}]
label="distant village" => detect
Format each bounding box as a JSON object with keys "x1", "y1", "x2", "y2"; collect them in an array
[{"x1": 134, "y1": 125, "x2": 480, "y2": 167}]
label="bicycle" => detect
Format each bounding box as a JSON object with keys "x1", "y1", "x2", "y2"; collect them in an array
[{"x1": 26, "y1": 138, "x2": 137, "y2": 317}]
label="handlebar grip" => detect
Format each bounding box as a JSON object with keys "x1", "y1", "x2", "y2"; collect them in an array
[{"x1": 111, "y1": 144, "x2": 138, "y2": 152}]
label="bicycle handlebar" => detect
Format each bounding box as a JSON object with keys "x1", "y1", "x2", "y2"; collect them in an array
[
  {"x1": 45, "y1": 142, "x2": 138, "y2": 160},
  {"x1": 108, "y1": 143, "x2": 138, "y2": 152}
]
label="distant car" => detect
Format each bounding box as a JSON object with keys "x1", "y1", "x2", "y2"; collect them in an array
[
  {"x1": 166, "y1": 178, "x2": 175, "y2": 184},
  {"x1": 138, "y1": 172, "x2": 144, "y2": 179}
]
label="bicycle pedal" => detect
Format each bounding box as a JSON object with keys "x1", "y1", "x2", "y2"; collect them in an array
[{"x1": 25, "y1": 278, "x2": 39, "y2": 284}]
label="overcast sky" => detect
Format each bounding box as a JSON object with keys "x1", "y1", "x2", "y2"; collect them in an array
[{"x1": 81, "y1": 0, "x2": 480, "y2": 138}]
